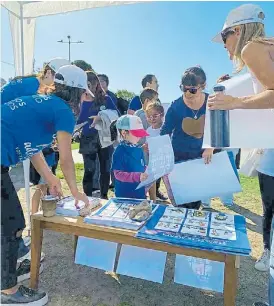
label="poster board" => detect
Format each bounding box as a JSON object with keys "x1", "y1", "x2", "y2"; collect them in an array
[
  {"x1": 164, "y1": 152, "x2": 241, "y2": 206},
  {"x1": 203, "y1": 73, "x2": 274, "y2": 148}
]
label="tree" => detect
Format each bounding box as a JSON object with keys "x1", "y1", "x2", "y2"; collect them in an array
[
  {"x1": 116, "y1": 89, "x2": 136, "y2": 102},
  {"x1": 72, "y1": 60, "x2": 93, "y2": 72}
]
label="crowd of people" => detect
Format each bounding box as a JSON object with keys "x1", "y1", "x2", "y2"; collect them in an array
[{"x1": 1, "y1": 3, "x2": 273, "y2": 306}]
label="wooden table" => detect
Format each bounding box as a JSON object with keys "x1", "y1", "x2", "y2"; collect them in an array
[{"x1": 30, "y1": 212, "x2": 238, "y2": 306}]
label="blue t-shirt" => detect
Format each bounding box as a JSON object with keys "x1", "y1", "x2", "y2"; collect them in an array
[
  {"x1": 107, "y1": 91, "x2": 117, "y2": 106},
  {"x1": 160, "y1": 95, "x2": 208, "y2": 157},
  {"x1": 111, "y1": 142, "x2": 146, "y2": 199},
  {"x1": 77, "y1": 96, "x2": 117, "y2": 136},
  {"x1": 257, "y1": 149, "x2": 274, "y2": 177},
  {"x1": 1, "y1": 76, "x2": 40, "y2": 105},
  {"x1": 44, "y1": 151, "x2": 56, "y2": 167},
  {"x1": 1, "y1": 94, "x2": 75, "y2": 167},
  {"x1": 128, "y1": 95, "x2": 142, "y2": 112}
]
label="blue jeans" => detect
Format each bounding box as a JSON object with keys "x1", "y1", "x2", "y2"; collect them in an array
[{"x1": 17, "y1": 237, "x2": 29, "y2": 259}]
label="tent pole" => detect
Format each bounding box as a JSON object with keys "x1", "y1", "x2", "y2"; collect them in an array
[
  {"x1": 20, "y1": 2, "x2": 31, "y2": 236},
  {"x1": 19, "y1": 3, "x2": 25, "y2": 75}
]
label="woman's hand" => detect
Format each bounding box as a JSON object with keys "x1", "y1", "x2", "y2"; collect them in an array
[
  {"x1": 140, "y1": 172, "x2": 148, "y2": 182},
  {"x1": 47, "y1": 174, "x2": 63, "y2": 198},
  {"x1": 89, "y1": 115, "x2": 100, "y2": 128},
  {"x1": 72, "y1": 190, "x2": 89, "y2": 208},
  {"x1": 202, "y1": 148, "x2": 214, "y2": 164},
  {"x1": 208, "y1": 94, "x2": 241, "y2": 110}
]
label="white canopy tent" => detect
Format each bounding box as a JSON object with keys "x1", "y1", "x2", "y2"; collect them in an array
[{"x1": 1, "y1": 0, "x2": 137, "y2": 233}]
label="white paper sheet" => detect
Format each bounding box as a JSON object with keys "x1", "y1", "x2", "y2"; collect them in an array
[
  {"x1": 168, "y1": 151, "x2": 242, "y2": 205},
  {"x1": 137, "y1": 135, "x2": 174, "y2": 189},
  {"x1": 203, "y1": 73, "x2": 274, "y2": 148}
]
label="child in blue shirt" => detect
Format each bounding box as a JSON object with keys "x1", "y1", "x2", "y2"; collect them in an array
[{"x1": 110, "y1": 115, "x2": 149, "y2": 199}]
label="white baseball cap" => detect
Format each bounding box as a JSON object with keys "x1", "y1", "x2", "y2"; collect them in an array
[
  {"x1": 54, "y1": 65, "x2": 94, "y2": 97},
  {"x1": 46, "y1": 58, "x2": 71, "y2": 72},
  {"x1": 212, "y1": 4, "x2": 265, "y2": 43},
  {"x1": 116, "y1": 115, "x2": 149, "y2": 138}
]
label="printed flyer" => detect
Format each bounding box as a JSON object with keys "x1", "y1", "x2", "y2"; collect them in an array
[{"x1": 136, "y1": 205, "x2": 251, "y2": 255}]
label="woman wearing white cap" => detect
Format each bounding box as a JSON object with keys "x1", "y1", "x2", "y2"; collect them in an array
[
  {"x1": 208, "y1": 4, "x2": 274, "y2": 306},
  {"x1": 208, "y1": 4, "x2": 274, "y2": 110},
  {"x1": 1, "y1": 65, "x2": 91, "y2": 306},
  {"x1": 1, "y1": 57, "x2": 70, "y2": 105}
]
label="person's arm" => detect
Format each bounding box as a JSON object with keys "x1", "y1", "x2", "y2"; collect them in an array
[
  {"x1": 57, "y1": 131, "x2": 89, "y2": 205},
  {"x1": 160, "y1": 104, "x2": 175, "y2": 136},
  {"x1": 127, "y1": 96, "x2": 140, "y2": 114},
  {"x1": 114, "y1": 170, "x2": 142, "y2": 182},
  {"x1": 31, "y1": 152, "x2": 62, "y2": 196},
  {"x1": 208, "y1": 90, "x2": 274, "y2": 109},
  {"x1": 77, "y1": 101, "x2": 92, "y2": 124},
  {"x1": 208, "y1": 42, "x2": 274, "y2": 110},
  {"x1": 127, "y1": 109, "x2": 135, "y2": 115}
]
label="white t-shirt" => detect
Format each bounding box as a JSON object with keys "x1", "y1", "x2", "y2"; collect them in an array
[{"x1": 146, "y1": 126, "x2": 161, "y2": 138}]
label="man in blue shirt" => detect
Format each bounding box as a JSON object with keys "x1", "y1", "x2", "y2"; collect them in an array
[{"x1": 127, "y1": 74, "x2": 159, "y2": 115}]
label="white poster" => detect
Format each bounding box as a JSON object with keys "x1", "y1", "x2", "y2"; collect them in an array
[
  {"x1": 203, "y1": 73, "x2": 274, "y2": 148},
  {"x1": 167, "y1": 151, "x2": 242, "y2": 205},
  {"x1": 137, "y1": 135, "x2": 174, "y2": 189}
]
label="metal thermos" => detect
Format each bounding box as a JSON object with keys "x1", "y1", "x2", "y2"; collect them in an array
[{"x1": 210, "y1": 85, "x2": 230, "y2": 147}]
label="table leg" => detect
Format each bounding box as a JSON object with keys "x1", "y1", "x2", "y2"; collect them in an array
[
  {"x1": 235, "y1": 256, "x2": 240, "y2": 269},
  {"x1": 30, "y1": 219, "x2": 43, "y2": 289},
  {"x1": 113, "y1": 243, "x2": 122, "y2": 273},
  {"x1": 74, "y1": 235, "x2": 79, "y2": 259},
  {"x1": 223, "y1": 255, "x2": 237, "y2": 306}
]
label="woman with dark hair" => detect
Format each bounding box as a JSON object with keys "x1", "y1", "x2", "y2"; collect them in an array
[
  {"x1": 1, "y1": 65, "x2": 90, "y2": 305},
  {"x1": 161, "y1": 66, "x2": 214, "y2": 209},
  {"x1": 77, "y1": 71, "x2": 118, "y2": 199}
]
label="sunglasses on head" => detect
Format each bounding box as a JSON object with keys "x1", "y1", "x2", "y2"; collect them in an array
[
  {"x1": 181, "y1": 85, "x2": 200, "y2": 94},
  {"x1": 221, "y1": 29, "x2": 235, "y2": 44}
]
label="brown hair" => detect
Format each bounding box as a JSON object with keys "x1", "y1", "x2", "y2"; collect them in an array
[
  {"x1": 140, "y1": 88, "x2": 158, "y2": 105},
  {"x1": 233, "y1": 14, "x2": 274, "y2": 72},
  {"x1": 86, "y1": 71, "x2": 105, "y2": 108},
  {"x1": 145, "y1": 102, "x2": 164, "y2": 115}
]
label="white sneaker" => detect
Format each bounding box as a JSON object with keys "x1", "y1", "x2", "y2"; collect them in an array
[
  {"x1": 18, "y1": 250, "x2": 45, "y2": 263},
  {"x1": 255, "y1": 249, "x2": 270, "y2": 272}
]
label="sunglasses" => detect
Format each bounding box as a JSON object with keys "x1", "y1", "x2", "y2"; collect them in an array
[
  {"x1": 221, "y1": 29, "x2": 235, "y2": 44},
  {"x1": 181, "y1": 85, "x2": 200, "y2": 94}
]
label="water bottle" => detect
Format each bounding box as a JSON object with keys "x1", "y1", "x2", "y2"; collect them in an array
[{"x1": 210, "y1": 85, "x2": 230, "y2": 147}]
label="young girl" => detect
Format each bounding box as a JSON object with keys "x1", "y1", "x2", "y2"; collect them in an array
[
  {"x1": 145, "y1": 102, "x2": 168, "y2": 201},
  {"x1": 110, "y1": 115, "x2": 149, "y2": 199}
]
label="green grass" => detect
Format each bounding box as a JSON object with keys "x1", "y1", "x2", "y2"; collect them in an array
[
  {"x1": 71, "y1": 142, "x2": 79, "y2": 150},
  {"x1": 56, "y1": 163, "x2": 84, "y2": 184}
]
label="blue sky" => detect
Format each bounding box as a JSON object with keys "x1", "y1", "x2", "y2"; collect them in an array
[{"x1": 1, "y1": 1, "x2": 274, "y2": 103}]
